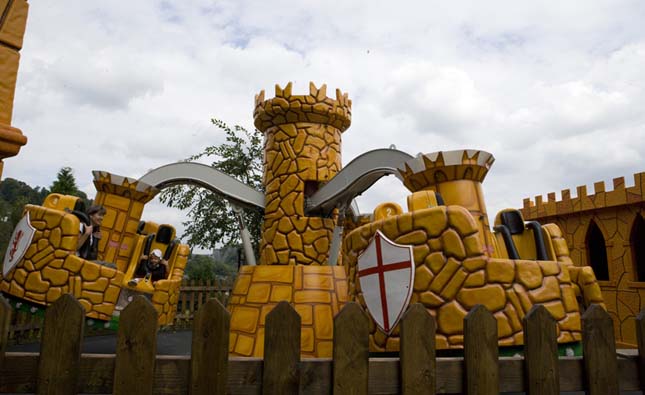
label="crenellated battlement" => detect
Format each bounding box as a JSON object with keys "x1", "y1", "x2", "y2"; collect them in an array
[
  {"x1": 253, "y1": 81, "x2": 352, "y2": 132},
  {"x1": 521, "y1": 172, "x2": 645, "y2": 220},
  {"x1": 92, "y1": 170, "x2": 159, "y2": 204}
]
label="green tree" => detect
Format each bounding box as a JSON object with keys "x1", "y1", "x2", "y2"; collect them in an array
[
  {"x1": 184, "y1": 254, "x2": 237, "y2": 281},
  {"x1": 159, "y1": 119, "x2": 264, "y2": 252},
  {"x1": 49, "y1": 167, "x2": 90, "y2": 206}
]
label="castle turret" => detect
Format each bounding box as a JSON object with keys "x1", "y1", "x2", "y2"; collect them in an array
[
  {"x1": 254, "y1": 82, "x2": 351, "y2": 265},
  {"x1": 0, "y1": 1, "x2": 29, "y2": 179},
  {"x1": 399, "y1": 149, "x2": 496, "y2": 255},
  {"x1": 92, "y1": 171, "x2": 158, "y2": 271}
]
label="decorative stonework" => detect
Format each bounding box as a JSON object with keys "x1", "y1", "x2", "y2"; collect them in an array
[
  {"x1": 521, "y1": 173, "x2": 645, "y2": 347},
  {"x1": 227, "y1": 265, "x2": 348, "y2": 358},
  {"x1": 343, "y1": 205, "x2": 583, "y2": 351},
  {"x1": 254, "y1": 82, "x2": 351, "y2": 265},
  {"x1": 0, "y1": 0, "x2": 29, "y2": 179},
  {"x1": 92, "y1": 171, "x2": 158, "y2": 271}
]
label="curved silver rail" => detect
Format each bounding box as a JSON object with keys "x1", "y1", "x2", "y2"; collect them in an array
[
  {"x1": 139, "y1": 162, "x2": 265, "y2": 210},
  {"x1": 305, "y1": 148, "x2": 413, "y2": 217}
]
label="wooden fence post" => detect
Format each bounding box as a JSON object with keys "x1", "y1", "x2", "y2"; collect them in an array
[
  {"x1": 36, "y1": 294, "x2": 85, "y2": 395},
  {"x1": 190, "y1": 298, "x2": 230, "y2": 395},
  {"x1": 333, "y1": 301, "x2": 369, "y2": 395},
  {"x1": 464, "y1": 304, "x2": 499, "y2": 395},
  {"x1": 582, "y1": 304, "x2": 618, "y2": 395},
  {"x1": 400, "y1": 303, "x2": 435, "y2": 395},
  {"x1": 113, "y1": 296, "x2": 158, "y2": 395},
  {"x1": 637, "y1": 310, "x2": 645, "y2": 390},
  {"x1": 262, "y1": 301, "x2": 301, "y2": 394},
  {"x1": 523, "y1": 304, "x2": 559, "y2": 395},
  {"x1": 0, "y1": 296, "x2": 11, "y2": 373}
]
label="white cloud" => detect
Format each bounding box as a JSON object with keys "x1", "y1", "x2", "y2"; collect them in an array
[{"x1": 4, "y1": 1, "x2": 645, "y2": 253}]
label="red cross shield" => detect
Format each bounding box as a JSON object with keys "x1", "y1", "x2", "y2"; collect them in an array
[
  {"x1": 357, "y1": 230, "x2": 415, "y2": 334},
  {"x1": 3, "y1": 212, "x2": 36, "y2": 277}
]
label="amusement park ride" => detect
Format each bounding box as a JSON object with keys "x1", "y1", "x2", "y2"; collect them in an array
[{"x1": 0, "y1": 0, "x2": 608, "y2": 358}]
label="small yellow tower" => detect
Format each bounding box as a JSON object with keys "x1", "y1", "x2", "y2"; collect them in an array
[
  {"x1": 0, "y1": 1, "x2": 29, "y2": 179},
  {"x1": 254, "y1": 82, "x2": 351, "y2": 265}
]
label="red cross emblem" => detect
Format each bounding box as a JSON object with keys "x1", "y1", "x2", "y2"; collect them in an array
[
  {"x1": 3, "y1": 212, "x2": 36, "y2": 277},
  {"x1": 357, "y1": 230, "x2": 415, "y2": 334}
]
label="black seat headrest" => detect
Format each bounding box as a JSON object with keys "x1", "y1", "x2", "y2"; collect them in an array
[
  {"x1": 73, "y1": 199, "x2": 86, "y2": 213},
  {"x1": 71, "y1": 210, "x2": 90, "y2": 226},
  {"x1": 435, "y1": 192, "x2": 445, "y2": 206},
  {"x1": 156, "y1": 225, "x2": 173, "y2": 244},
  {"x1": 137, "y1": 221, "x2": 146, "y2": 235},
  {"x1": 500, "y1": 210, "x2": 525, "y2": 235}
]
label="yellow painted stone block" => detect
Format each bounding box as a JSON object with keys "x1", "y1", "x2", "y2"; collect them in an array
[
  {"x1": 84, "y1": 277, "x2": 109, "y2": 293},
  {"x1": 295, "y1": 304, "x2": 313, "y2": 325},
  {"x1": 152, "y1": 291, "x2": 169, "y2": 305},
  {"x1": 46, "y1": 287, "x2": 63, "y2": 303},
  {"x1": 462, "y1": 257, "x2": 486, "y2": 272},
  {"x1": 314, "y1": 305, "x2": 333, "y2": 340},
  {"x1": 105, "y1": 285, "x2": 120, "y2": 303},
  {"x1": 414, "y1": 265, "x2": 434, "y2": 291},
  {"x1": 516, "y1": 261, "x2": 543, "y2": 289},
  {"x1": 49, "y1": 258, "x2": 64, "y2": 269},
  {"x1": 230, "y1": 306, "x2": 260, "y2": 333},
  {"x1": 301, "y1": 327, "x2": 315, "y2": 352},
  {"x1": 25, "y1": 271, "x2": 49, "y2": 293},
  {"x1": 37, "y1": 238, "x2": 48, "y2": 252},
  {"x1": 495, "y1": 311, "x2": 514, "y2": 338},
  {"x1": 94, "y1": 303, "x2": 115, "y2": 316},
  {"x1": 414, "y1": 206, "x2": 448, "y2": 238},
  {"x1": 77, "y1": 299, "x2": 92, "y2": 314},
  {"x1": 425, "y1": 252, "x2": 445, "y2": 274},
  {"x1": 50, "y1": 228, "x2": 62, "y2": 248},
  {"x1": 543, "y1": 300, "x2": 566, "y2": 320},
  {"x1": 233, "y1": 274, "x2": 252, "y2": 295},
  {"x1": 253, "y1": 265, "x2": 294, "y2": 283},
  {"x1": 440, "y1": 269, "x2": 468, "y2": 300},
  {"x1": 437, "y1": 301, "x2": 467, "y2": 335},
  {"x1": 80, "y1": 262, "x2": 100, "y2": 281},
  {"x1": 41, "y1": 266, "x2": 68, "y2": 286},
  {"x1": 80, "y1": 290, "x2": 104, "y2": 304},
  {"x1": 486, "y1": 259, "x2": 515, "y2": 283},
  {"x1": 335, "y1": 280, "x2": 348, "y2": 302},
  {"x1": 270, "y1": 285, "x2": 293, "y2": 302},
  {"x1": 43, "y1": 210, "x2": 62, "y2": 228},
  {"x1": 447, "y1": 206, "x2": 479, "y2": 236},
  {"x1": 413, "y1": 244, "x2": 430, "y2": 265},
  {"x1": 317, "y1": 341, "x2": 333, "y2": 358},
  {"x1": 395, "y1": 230, "x2": 428, "y2": 245},
  {"x1": 464, "y1": 270, "x2": 485, "y2": 288},
  {"x1": 539, "y1": 261, "x2": 561, "y2": 276},
  {"x1": 463, "y1": 234, "x2": 484, "y2": 257},
  {"x1": 442, "y1": 229, "x2": 466, "y2": 260},
  {"x1": 448, "y1": 335, "x2": 464, "y2": 345},
  {"x1": 558, "y1": 312, "x2": 581, "y2": 332},
  {"x1": 295, "y1": 290, "x2": 331, "y2": 304},
  {"x1": 419, "y1": 291, "x2": 444, "y2": 307},
  {"x1": 429, "y1": 257, "x2": 460, "y2": 293},
  {"x1": 530, "y1": 276, "x2": 561, "y2": 303},
  {"x1": 105, "y1": 194, "x2": 131, "y2": 212},
  {"x1": 63, "y1": 255, "x2": 83, "y2": 273},
  {"x1": 247, "y1": 283, "x2": 271, "y2": 304},
  {"x1": 457, "y1": 284, "x2": 506, "y2": 311},
  {"x1": 504, "y1": 304, "x2": 523, "y2": 332},
  {"x1": 60, "y1": 236, "x2": 77, "y2": 251},
  {"x1": 303, "y1": 274, "x2": 333, "y2": 290},
  {"x1": 12, "y1": 268, "x2": 27, "y2": 284},
  {"x1": 561, "y1": 285, "x2": 578, "y2": 312},
  {"x1": 234, "y1": 334, "x2": 255, "y2": 357}
]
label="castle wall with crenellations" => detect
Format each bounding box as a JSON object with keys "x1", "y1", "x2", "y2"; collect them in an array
[{"x1": 521, "y1": 172, "x2": 645, "y2": 347}]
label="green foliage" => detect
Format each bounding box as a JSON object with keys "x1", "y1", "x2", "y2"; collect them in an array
[
  {"x1": 184, "y1": 253, "x2": 237, "y2": 281},
  {"x1": 159, "y1": 119, "x2": 264, "y2": 252},
  {"x1": 49, "y1": 167, "x2": 89, "y2": 204},
  {"x1": 0, "y1": 178, "x2": 49, "y2": 258}
]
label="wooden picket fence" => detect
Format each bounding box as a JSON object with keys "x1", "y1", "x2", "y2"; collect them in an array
[
  {"x1": 0, "y1": 295, "x2": 644, "y2": 394},
  {"x1": 5, "y1": 278, "x2": 234, "y2": 342}
]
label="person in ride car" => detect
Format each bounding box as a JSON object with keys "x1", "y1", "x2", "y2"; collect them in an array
[
  {"x1": 128, "y1": 248, "x2": 168, "y2": 286},
  {"x1": 77, "y1": 205, "x2": 106, "y2": 260}
]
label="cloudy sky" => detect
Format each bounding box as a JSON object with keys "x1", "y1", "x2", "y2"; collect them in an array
[{"x1": 5, "y1": 1, "x2": 645, "y2": 251}]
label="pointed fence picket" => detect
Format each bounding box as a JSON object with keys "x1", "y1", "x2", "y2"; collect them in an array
[{"x1": 1, "y1": 296, "x2": 645, "y2": 393}]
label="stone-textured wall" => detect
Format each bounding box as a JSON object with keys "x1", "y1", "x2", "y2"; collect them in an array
[
  {"x1": 0, "y1": 0, "x2": 29, "y2": 178},
  {"x1": 227, "y1": 265, "x2": 348, "y2": 358},
  {"x1": 151, "y1": 243, "x2": 190, "y2": 324},
  {"x1": 253, "y1": 82, "x2": 351, "y2": 265},
  {"x1": 343, "y1": 205, "x2": 582, "y2": 351},
  {"x1": 92, "y1": 171, "x2": 158, "y2": 272},
  {"x1": 0, "y1": 205, "x2": 123, "y2": 320},
  {"x1": 521, "y1": 173, "x2": 645, "y2": 346}
]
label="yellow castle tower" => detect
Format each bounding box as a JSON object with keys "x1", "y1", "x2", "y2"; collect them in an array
[
  {"x1": 0, "y1": 0, "x2": 29, "y2": 179},
  {"x1": 254, "y1": 82, "x2": 352, "y2": 265}
]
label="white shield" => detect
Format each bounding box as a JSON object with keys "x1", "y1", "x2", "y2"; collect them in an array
[
  {"x1": 357, "y1": 230, "x2": 415, "y2": 334},
  {"x1": 3, "y1": 212, "x2": 36, "y2": 277}
]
